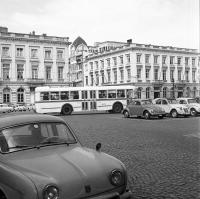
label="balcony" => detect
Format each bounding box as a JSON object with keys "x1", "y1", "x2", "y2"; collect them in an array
[
  {"x1": 152, "y1": 80, "x2": 164, "y2": 86},
  {"x1": 25, "y1": 78, "x2": 45, "y2": 86}
]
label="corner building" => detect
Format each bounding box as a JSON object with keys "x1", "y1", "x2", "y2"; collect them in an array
[
  {"x1": 0, "y1": 27, "x2": 71, "y2": 104},
  {"x1": 84, "y1": 41, "x2": 200, "y2": 99}
]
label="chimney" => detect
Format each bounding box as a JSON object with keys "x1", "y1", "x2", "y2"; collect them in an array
[
  {"x1": 127, "y1": 39, "x2": 132, "y2": 44},
  {"x1": 0, "y1": 26, "x2": 8, "y2": 33}
]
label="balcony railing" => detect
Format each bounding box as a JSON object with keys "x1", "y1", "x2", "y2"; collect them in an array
[{"x1": 25, "y1": 78, "x2": 45, "y2": 84}]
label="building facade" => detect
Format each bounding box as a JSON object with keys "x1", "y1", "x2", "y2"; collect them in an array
[
  {"x1": 0, "y1": 27, "x2": 71, "y2": 104},
  {"x1": 83, "y1": 40, "x2": 200, "y2": 99}
]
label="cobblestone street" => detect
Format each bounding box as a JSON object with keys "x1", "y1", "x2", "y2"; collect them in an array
[{"x1": 61, "y1": 113, "x2": 200, "y2": 199}]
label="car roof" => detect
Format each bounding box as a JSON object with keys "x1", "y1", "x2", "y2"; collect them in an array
[{"x1": 0, "y1": 114, "x2": 66, "y2": 130}]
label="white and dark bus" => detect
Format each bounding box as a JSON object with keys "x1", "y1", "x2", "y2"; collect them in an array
[{"x1": 35, "y1": 85, "x2": 136, "y2": 115}]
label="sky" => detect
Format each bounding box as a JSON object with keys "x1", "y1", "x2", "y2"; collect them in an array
[{"x1": 0, "y1": 0, "x2": 199, "y2": 49}]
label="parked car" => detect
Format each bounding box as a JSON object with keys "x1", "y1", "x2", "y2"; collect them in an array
[
  {"x1": 0, "y1": 103, "x2": 13, "y2": 113},
  {"x1": 152, "y1": 98, "x2": 190, "y2": 118},
  {"x1": 14, "y1": 103, "x2": 26, "y2": 111},
  {"x1": 176, "y1": 97, "x2": 200, "y2": 116},
  {"x1": 123, "y1": 99, "x2": 166, "y2": 119},
  {"x1": 0, "y1": 114, "x2": 132, "y2": 199}
]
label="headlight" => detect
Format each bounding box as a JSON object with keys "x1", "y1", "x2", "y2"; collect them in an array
[
  {"x1": 149, "y1": 109, "x2": 154, "y2": 113},
  {"x1": 110, "y1": 169, "x2": 124, "y2": 186},
  {"x1": 43, "y1": 185, "x2": 59, "y2": 199}
]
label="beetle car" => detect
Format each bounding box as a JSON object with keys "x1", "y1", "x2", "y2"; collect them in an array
[
  {"x1": 152, "y1": 98, "x2": 190, "y2": 118},
  {"x1": 0, "y1": 114, "x2": 132, "y2": 199},
  {"x1": 122, "y1": 99, "x2": 166, "y2": 119},
  {"x1": 0, "y1": 103, "x2": 13, "y2": 113},
  {"x1": 176, "y1": 97, "x2": 200, "y2": 116}
]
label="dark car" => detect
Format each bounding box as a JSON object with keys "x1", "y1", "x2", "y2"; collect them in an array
[
  {"x1": 123, "y1": 99, "x2": 166, "y2": 119},
  {"x1": 0, "y1": 114, "x2": 132, "y2": 199}
]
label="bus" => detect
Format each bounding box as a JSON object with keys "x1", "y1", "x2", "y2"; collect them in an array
[{"x1": 35, "y1": 85, "x2": 136, "y2": 115}]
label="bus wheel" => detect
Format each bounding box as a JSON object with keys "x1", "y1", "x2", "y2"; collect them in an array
[
  {"x1": 62, "y1": 104, "x2": 73, "y2": 115},
  {"x1": 112, "y1": 102, "x2": 123, "y2": 113}
]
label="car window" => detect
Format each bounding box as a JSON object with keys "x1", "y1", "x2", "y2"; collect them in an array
[
  {"x1": 162, "y1": 100, "x2": 168, "y2": 105},
  {"x1": 156, "y1": 99, "x2": 162, "y2": 104},
  {"x1": 0, "y1": 122, "x2": 77, "y2": 153},
  {"x1": 179, "y1": 100, "x2": 186, "y2": 104},
  {"x1": 135, "y1": 101, "x2": 141, "y2": 105}
]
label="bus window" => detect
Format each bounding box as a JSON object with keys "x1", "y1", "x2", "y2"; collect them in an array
[
  {"x1": 40, "y1": 92, "x2": 49, "y2": 101},
  {"x1": 126, "y1": 89, "x2": 133, "y2": 98},
  {"x1": 117, "y1": 90, "x2": 125, "y2": 98},
  {"x1": 108, "y1": 90, "x2": 116, "y2": 98},
  {"x1": 99, "y1": 90, "x2": 107, "y2": 99},
  {"x1": 61, "y1": 91, "x2": 69, "y2": 100},
  {"x1": 82, "y1": 91, "x2": 88, "y2": 99},
  {"x1": 70, "y1": 91, "x2": 79, "y2": 99},
  {"x1": 90, "y1": 90, "x2": 96, "y2": 99},
  {"x1": 50, "y1": 92, "x2": 59, "y2": 100}
]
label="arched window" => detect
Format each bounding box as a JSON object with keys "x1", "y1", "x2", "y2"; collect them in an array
[
  {"x1": 186, "y1": 87, "x2": 191, "y2": 97},
  {"x1": 17, "y1": 88, "x2": 24, "y2": 103},
  {"x1": 3, "y1": 87, "x2": 11, "y2": 103},
  {"x1": 163, "y1": 87, "x2": 167, "y2": 98},
  {"x1": 137, "y1": 87, "x2": 142, "y2": 99},
  {"x1": 146, "y1": 87, "x2": 150, "y2": 99}
]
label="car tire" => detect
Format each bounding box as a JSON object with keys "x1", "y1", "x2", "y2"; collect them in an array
[
  {"x1": 112, "y1": 102, "x2": 123, "y2": 113},
  {"x1": 62, "y1": 104, "x2": 73, "y2": 115},
  {"x1": 123, "y1": 111, "x2": 130, "y2": 118},
  {"x1": 144, "y1": 111, "x2": 150, "y2": 120},
  {"x1": 190, "y1": 108, "x2": 197, "y2": 117},
  {"x1": 158, "y1": 115, "x2": 164, "y2": 119},
  {"x1": 171, "y1": 110, "x2": 178, "y2": 118}
]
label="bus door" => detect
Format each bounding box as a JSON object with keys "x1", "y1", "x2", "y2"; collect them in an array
[
  {"x1": 81, "y1": 91, "x2": 88, "y2": 110},
  {"x1": 90, "y1": 90, "x2": 97, "y2": 110}
]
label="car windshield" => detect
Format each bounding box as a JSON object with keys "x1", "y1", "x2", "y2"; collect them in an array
[
  {"x1": 188, "y1": 99, "x2": 197, "y2": 104},
  {"x1": 168, "y1": 99, "x2": 178, "y2": 104},
  {"x1": 141, "y1": 100, "x2": 152, "y2": 105},
  {"x1": 0, "y1": 122, "x2": 77, "y2": 153}
]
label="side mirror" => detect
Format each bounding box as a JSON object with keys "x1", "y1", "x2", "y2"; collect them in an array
[{"x1": 96, "y1": 143, "x2": 101, "y2": 152}]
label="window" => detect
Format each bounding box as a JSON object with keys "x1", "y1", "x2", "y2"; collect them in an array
[
  {"x1": 177, "y1": 57, "x2": 181, "y2": 65},
  {"x1": 136, "y1": 54, "x2": 141, "y2": 63},
  {"x1": 170, "y1": 56, "x2": 174, "y2": 64},
  {"x1": 137, "y1": 88, "x2": 142, "y2": 99},
  {"x1": 101, "y1": 72, "x2": 104, "y2": 84},
  {"x1": 3, "y1": 88, "x2": 11, "y2": 103},
  {"x1": 2, "y1": 47, "x2": 9, "y2": 57},
  {"x1": 137, "y1": 68, "x2": 141, "y2": 79},
  {"x1": 145, "y1": 55, "x2": 150, "y2": 64},
  {"x1": 70, "y1": 91, "x2": 79, "y2": 99},
  {"x1": 17, "y1": 64, "x2": 23, "y2": 80},
  {"x1": 107, "y1": 71, "x2": 111, "y2": 82},
  {"x1": 113, "y1": 57, "x2": 117, "y2": 66},
  {"x1": 119, "y1": 56, "x2": 123, "y2": 64},
  {"x1": 96, "y1": 74, "x2": 99, "y2": 85},
  {"x1": 185, "y1": 71, "x2": 189, "y2": 82},
  {"x1": 46, "y1": 66, "x2": 51, "y2": 80},
  {"x1": 163, "y1": 70, "x2": 166, "y2": 81},
  {"x1": 117, "y1": 90, "x2": 125, "y2": 98},
  {"x1": 16, "y1": 47, "x2": 24, "y2": 57},
  {"x1": 185, "y1": 57, "x2": 189, "y2": 65},
  {"x1": 192, "y1": 71, "x2": 195, "y2": 81},
  {"x1": 32, "y1": 66, "x2": 38, "y2": 79},
  {"x1": 127, "y1": 68, "x2": 131, "y2": 81},
  {"x1": 170, "y1": 70, "x2": 174, "y2": 81},
  {"x1": 50, "y1": 92, "x2": 59, "y2": 100},
  {"x1": 99, "y1": 90, "x2": 107, "y2": 98},
  {"x1": 106, "y1": 59, "x2": 110, "y2": 67},
  {"x1": 3, "y1": 65, "x2": 10, "y2": 80},
  {"x1": 40, "y1": 92, "x2": 49, "y2": 101},
  {"x1": 31, "y1": 49, "x2": 38, "y2": 58},
  {"x1": 178, "y1": 70, "x2": 182, "y2": 81},
  {"x1": 95, "y1": 61, "x2": 99, "y2": 69},
  {"x1": 154, "y1": 69, "x2": 158, "y2": 80},
  {"x1": 89, "y1": 62, "x2": 93, "y2": 70},
  {"x1": 146, "y1": 68, "x2": 150, "y2": 79},
  {"x1": 126, "y1": 54, "x2": 130, "y2": 63},
  {"x1": 108, "y1": 90, "x2": 116, "y2": 98},
  {"x1": 100, "y1": 60, "x2": 104, "y2": 69},
  {"x1": 58, "y1": 67, "x2": 63, "y2": 80},
  {"x1": 85, "y1": 76, "x2": 88, "y2": 86},
  {"x1": 163, "y1": 87, "x2": 167, "y2": 98},
  {"x1": 154, "y1": 55, "x2": 159, "y2": 64},
  {"x1": 192, "y1": 58, "x2": 196, "y2": 66},
  {"x1": 61, "y1": 91, "x2": 69, "y2": 100},
  {"x1": 45, "y1": 50, "x2": 51, "y2": 59},
  {"x1": 17, "y1": 88, "x2": 24, "y2": 103},
  {"x1": 90, "y1": 74, "x2": 94, "y2": 86},
  {"x1": 57, "y1": 50, "x2": 63, "y2": 59},
  {"x1": 162, "y1": 56, "x2": 166, "y2": 64},
  {"x1": 146, "y1": 87, "x2": 150, "y2": 99},
  {"x1": 120, "y1": 70, "x2": 124, "y2": 82},
  {"x1": 114, "y1": 70, "x2": 117, "y2": 82}
]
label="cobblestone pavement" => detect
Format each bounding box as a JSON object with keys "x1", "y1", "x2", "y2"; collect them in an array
[{"x1": 60, "y1": 113, "x2": 200, "y2": 199}]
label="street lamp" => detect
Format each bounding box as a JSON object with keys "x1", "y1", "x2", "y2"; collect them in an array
[{"x1": 171, "y1": 78, "x2": 176, "y2": 99}]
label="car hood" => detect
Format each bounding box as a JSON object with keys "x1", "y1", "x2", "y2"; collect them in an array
[
  {"x1": 169, "y1": 104, "x2": 187, "y2": 109},
  {"x1": 4, "y1": 145, "x2": 124, "y2": 198}
]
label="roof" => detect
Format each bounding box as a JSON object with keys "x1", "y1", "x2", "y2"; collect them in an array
[
  {"x1": 71, "y1": 36, "x2": 87, "y2": 49},
  {"x1": 0, "y1": 114, "x2": 65, "y2": 130}
]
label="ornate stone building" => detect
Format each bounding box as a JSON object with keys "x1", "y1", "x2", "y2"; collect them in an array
[
  {"x1": 0, "y1": 27, "x2": 71, "y2": 104},
  {"x1": 83, "y1": 40, "x2": 200, "y2": 99}
]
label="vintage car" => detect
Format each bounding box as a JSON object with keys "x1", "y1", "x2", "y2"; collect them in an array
[
  {"x1": 13, "y1": 103, "x2": 27, "y2": 112},
  {"x1": 0, "y1": 114, "x2": 132, "y2": 199},
  {"x1": 152, "y1": 98, "x2": 190, "y2": 118},
  {"x1": 176, "y1": 97, "x2": 200, "y2": 116},
  {"x1": 0, "y1": 103, "x2": 13, "y2": 113},
  {"x1": 122, "y1": 99, "x2": 166, "y2": 119}
]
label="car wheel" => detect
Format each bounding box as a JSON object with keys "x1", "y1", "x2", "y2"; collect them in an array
[
  {"x1": 158, "y1": 115, "x2": 164, "y2": 119},
  {"x1": 112, "y1": 102, "x2": 123, "y2": 113},
  {"x1": 171, "y1": 110, "x2": 178, "y2": 118},
  {"x1": 190, "y1": 108, "x2": 197, "y2": 117},
  {"x1": 62, "y1": 104, "x2": 73, "y2": 115},
  {"x1": 123, "y1": 111, "x2": 130, "y2": 118},
  {"x1": 144, "y1": 111, "x2": 150, "y2": 120}
]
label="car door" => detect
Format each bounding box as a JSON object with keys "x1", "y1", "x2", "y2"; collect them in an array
[
  {"x1": 162, "y1": 99, "x2": 171, "y2": 113},
  {"x1": 133, "y1": 101, "x2": 142, "y2": 116},
  {"x1": 129, "y1": 101, "x2": 136, "y2": 116}
]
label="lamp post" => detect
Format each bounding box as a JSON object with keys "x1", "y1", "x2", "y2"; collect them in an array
[{"x1": 172, "y1": 78, "x2": 176, "y2": 99}]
